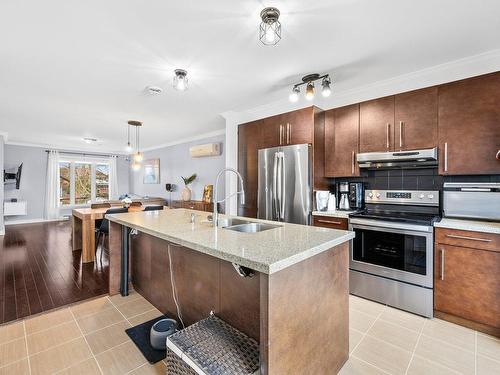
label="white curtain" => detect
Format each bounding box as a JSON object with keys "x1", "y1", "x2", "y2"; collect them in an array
[
  {"x1": 44, "y1": 150, "x2": 60, "y2": 219},
  {"x1": 108, "y1": 156, "x2": 119, "y2": 200}
]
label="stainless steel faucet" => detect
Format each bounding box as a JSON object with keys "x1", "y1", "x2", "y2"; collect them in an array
[{"x1": 213, "y1": 168, "x2": 245, "y2": 227}]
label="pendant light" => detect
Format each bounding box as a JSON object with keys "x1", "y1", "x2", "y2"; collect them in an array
[
  {"x1": 125, "y1": 124, "x2": 133, "y2": 153},
  {"x1": 259, "y1": 7, "x2": 281, "y2": 45},
  {"x1": 127, "y1": 120, "x2": 143, "y2": 171}
]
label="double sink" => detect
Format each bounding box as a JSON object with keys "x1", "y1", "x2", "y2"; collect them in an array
[{"x1": 217, "y1": 218, "x2": 281, "y2": 233}]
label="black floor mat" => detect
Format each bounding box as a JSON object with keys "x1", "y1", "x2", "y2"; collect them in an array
[{"x1": 125, "y1": 315, "x2": 169, "y2": 364}]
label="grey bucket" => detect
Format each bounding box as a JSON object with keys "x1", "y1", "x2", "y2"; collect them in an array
[{"x1": 150, "y1": 318, "x2": 178, "y2": 350}]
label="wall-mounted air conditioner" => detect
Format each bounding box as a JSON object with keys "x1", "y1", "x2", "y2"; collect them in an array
[{"x1": 189, "y1": 143, "x2": 221, "y2": 158}]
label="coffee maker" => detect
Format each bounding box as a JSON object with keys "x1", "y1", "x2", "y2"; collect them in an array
[
  {"x1": 349, "y1": 182, "x2": 365, "y2": 210},
  {"x1": 336, "y1": 182, "x2": 350, "y2": 210}
]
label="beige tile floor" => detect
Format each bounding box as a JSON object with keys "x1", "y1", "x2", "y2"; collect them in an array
[{"x1": 0, "y1": 292, "x2": 498, "y2": 374}]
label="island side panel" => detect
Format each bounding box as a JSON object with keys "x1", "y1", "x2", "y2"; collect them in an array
[
  {"x1": 117, "y1": 230, "x2": 261, "y2": 339},
  {"x1": 260, "y1": 242, "x2": 350, "y2": 375},
  {"x1": 108, "y1": 221, "x2": 123, "y2": 295}
]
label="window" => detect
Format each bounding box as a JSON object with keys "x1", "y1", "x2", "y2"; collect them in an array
[{"x1": 58, "y1": 159, "x2": 110, "y2": 206}]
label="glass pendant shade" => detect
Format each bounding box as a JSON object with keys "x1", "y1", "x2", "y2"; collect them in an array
[
  {"x1": 131, "y1": 161, "x2": 141, "y2": 171},
  {"x1": 134, "y1": 152, "x2": 144, "y2": 163},
  {"x1": 305, "y1": 82, "x2": 315, "y2": 101},
  {"x1": 173, "y1": 69, "x2": 188, "y2": 91},
  {"x1": 260, "y1": 8, "x2": 281, "y2": 45},
  {"x1": 125, "y1": 142, "x2": 133, "y2": 153}
]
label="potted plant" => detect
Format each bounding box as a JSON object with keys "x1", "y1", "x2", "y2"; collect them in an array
[
  {"x1": 121, "y1": 196, "x2": 132, "y2": 208},
  {"x1": 181, "y1": 174, "x2": 197, "y2": 201}
]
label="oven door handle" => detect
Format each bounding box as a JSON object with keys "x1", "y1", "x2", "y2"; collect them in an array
[{"x1": 349, "y1": 218, "x2": 434, "y2": 233}]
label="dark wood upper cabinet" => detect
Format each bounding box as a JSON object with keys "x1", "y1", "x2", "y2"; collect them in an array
[
  {"x1": 438, "y1": 72, "x2": 500, "y2": 175},
  {"x1": 394, "y1": 87, "x2": 438, "y2": 151},
  {"x1": 325, "y1": 104, "x2": 360, "y2": 177},
  {"x1": 284, "y1": 107, "x2": 314, "y2": 145},
  {"x1": 237, "y1": 120, "x2": 260, "y2": 218},
  {"x1": 359, "y1": 96, "x2": 395, "y2": 153}
]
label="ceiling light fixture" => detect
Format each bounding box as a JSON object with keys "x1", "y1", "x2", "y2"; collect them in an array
[
  {"x1": 289, "y1": 86, "x2": 300, "y2": 102},
  {"x1": 127, "y1": 120, "x2": 143, "y2": 171},
  {"x1": 288, "y1": 73, "x2": 333, "y2": 102},
  {"x1": 125, "y1": 125, "x2": 133, "y2": 153},
  {"x1": 259, "y1": 7, "x2": 281, "y2": 45},
  {"x1": 173, "y1": 69, "x2": 188, "y2": 91}
]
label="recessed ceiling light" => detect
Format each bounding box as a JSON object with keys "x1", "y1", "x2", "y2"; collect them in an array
[
  {"x1": 145, "y1": 86, "x2": 163, "y2": 95},
  {"x1": 83, "y1": 137, "x2": 97, "y2": 144}
]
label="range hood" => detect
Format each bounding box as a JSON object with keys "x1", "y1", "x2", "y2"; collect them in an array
[{"x1": 357, "y1": 147, "x2": 438, "y2": 169}]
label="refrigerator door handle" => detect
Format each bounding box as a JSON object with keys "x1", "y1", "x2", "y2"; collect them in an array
[
  {"x1": 272, "y1": 152, "x2": 279, "y2": 220},
  {"x1": 280, "y1": 152, "x2": 286, "y2": 220}
]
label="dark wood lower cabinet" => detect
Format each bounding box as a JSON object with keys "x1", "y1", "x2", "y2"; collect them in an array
[
  {"x1": 434, "y1": 228, "x2": 500, "y2": 337},
  {"x1": 313, "y1": 216, "x2": 348, "y2": 230}
]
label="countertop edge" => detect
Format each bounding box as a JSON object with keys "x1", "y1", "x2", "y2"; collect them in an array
[
  {"x1": 434, "y1": 218, "x2": 500, "y2": 235},
  {"x1": 106, "y1": 215, "x2": 355, "y2": 274}
]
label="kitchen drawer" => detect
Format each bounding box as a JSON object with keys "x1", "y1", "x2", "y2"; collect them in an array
[
  {"x1": 313, "y1": 216, "x2": 348, "y2": 230},
  {"x1": 435, "y1": 228, "x2": 500, "y2": 252}
]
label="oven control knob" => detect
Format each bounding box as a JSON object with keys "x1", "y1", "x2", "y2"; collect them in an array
[
  {"x1": 368, "y1": 193, "x2": 373, "y2": 198},
  {"x1": 376, "y1": 193, "x2": 381, "y2": 198},
  {"x1": 428, "y1": 194, "x2": 434, "y2": 199},
  {"x1": 419, "y1": 194, "x2": 425, "y2": 199}
]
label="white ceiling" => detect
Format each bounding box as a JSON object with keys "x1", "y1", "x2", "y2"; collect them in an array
[{"x1": 1, "y1": 0, "x2": 499, "y2": 153}]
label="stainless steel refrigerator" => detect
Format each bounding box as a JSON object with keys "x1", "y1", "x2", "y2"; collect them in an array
[{"x1": 257, "y1": 144, "x2": 312, "y2": 225}]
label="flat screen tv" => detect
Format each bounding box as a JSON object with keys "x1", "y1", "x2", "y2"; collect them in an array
[{"x1": 4, "y1": 163, "x2": 23, "y2": 189}]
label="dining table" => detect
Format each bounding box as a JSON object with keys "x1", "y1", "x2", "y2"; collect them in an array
[{"x1": 72, "y1": 205, "x2": 149, "y2": 263}]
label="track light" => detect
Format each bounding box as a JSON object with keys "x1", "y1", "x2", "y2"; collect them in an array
[
  {"x1": 259, "y1": 7, "x2": 281, "y2": 45},
  {"x1": 289, "y1": 86, "x2": 300, "y2": 102},
  {"x1": 321, "y1": 77, "x2": 332, "y2": 97},
  {"x1": 288, "y1": 73, "x2": 332, "y2": 102},
  {"x1": 305, "y1": 82, "x2": 315, "y2": 101},
  {"x1": 173, "y1": 69, "x2": 188, "y2": 91}
]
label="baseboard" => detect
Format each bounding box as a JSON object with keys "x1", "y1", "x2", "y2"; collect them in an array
[
  {"x1": 4, "y1": 217, "x2": 69, "y2": 226},
  {"x1": 434, "y1": 310, "x2": 500, "y2": 338}
]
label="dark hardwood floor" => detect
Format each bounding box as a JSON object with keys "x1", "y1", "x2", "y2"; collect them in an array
[{"x1": 0, "y1": 220, "x2": 109, "y2": 324}]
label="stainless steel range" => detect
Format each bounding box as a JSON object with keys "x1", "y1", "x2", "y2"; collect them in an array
[{"x1": 348, "y1": 190, "x2": 440, "y2": 318}]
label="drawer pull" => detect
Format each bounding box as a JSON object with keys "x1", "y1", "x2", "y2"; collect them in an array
[
  {"x1": 440, "y1": 248, "x2": 445, "y2": 281},
  {"x1": 317, "y1": 219, "x2": 343, "y2": 225},
  {"x1": 445, "y1": 234, "x2": 492, "y2": 243}
]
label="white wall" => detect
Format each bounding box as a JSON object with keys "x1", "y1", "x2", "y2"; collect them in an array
[
  {"x1": 0, "y1": 135, "x2": 4, "y2": 234},
  {"x1": 130, "y1": 134, "x2": 225, "y2": 203},
  {"x1": 4, "y1": 144, "x2": 130, "y2": 223}
]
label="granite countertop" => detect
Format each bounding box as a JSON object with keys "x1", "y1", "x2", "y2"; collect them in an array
[
  {"x1": 106, "y1": 209, "x2": 355, "y2": 275},
  {"x1": 434, "y1": 218, "x2": 500, "y2": 235},
  {"x1": 312, "y1": 210, "x2": 359, "y2": 219}
]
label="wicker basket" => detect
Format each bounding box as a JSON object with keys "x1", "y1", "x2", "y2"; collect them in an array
[{"x1": 166, "y1": 315, "x2": 259, "y2": 375}]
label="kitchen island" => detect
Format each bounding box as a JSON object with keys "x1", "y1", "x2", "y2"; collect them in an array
[{"x1": 106, "y1": 208, "x2": 354, "y2": 374}]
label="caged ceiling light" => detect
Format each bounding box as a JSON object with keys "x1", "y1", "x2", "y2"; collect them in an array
[
  {"x1": 259, "y1": 7, "x2": 281, "y2": 45},
  {"x1": 288, "y1": 73, "x2": 332, "y2": 102},
  {"x1": 173, "y1": 69, "x2": 188, "y2": 91}
]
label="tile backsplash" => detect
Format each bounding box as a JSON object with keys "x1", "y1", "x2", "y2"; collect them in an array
[{"x1": 331, "y1": 168, "x2": 500, "y2": 192}]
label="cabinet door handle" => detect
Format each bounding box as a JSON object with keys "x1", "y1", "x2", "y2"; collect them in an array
[
  {"x1": 279, "y1": 124, "x2": 283, "y2": 145},
  {"x1": 287, "y1": 123, "x2": 291, "y2": 144},
  {"x1": 440, "y1": 248, "x2": 445, "y2": 281},
  {"x1": 386, "y1": 123, "x2": 391, "y2": 149},
  {"x1": 445, "y1": 234, "x2": 492, "y2": 242},
  {"x1": 317, "y1": 219, "x2": 343, "y2": 225},
  {"x1": 444, "y1": 142, "x2": 448, "y2": 172},
  {"x1": 351, "y1": 151, "x2": 355, "y2": 175},
  {"x1": 399, "y1": 121, "x2": 403, "y2": 149}
]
